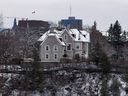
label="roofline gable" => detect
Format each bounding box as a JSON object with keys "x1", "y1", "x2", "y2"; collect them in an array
[
  {"x1": 61, "y1": 28, "x2": 75, "y2": 41},
  {"x1": 40, "y1": 34, "x2": 65, "y2": 46}
]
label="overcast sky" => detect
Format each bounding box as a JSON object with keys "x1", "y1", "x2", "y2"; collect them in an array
[{"x1": 0, "y1": 0, "x2": 128, "y2": 31}]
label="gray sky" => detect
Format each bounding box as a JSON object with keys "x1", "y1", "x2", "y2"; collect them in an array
[{"x1": 0, "y1": 0, "x2": 128, "y2": 31}]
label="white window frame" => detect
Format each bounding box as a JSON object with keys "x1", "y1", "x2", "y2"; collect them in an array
[
  {"x1": 64, "y1": 34, "x2": 68, "y2": 41},
  {"x1": 53, "y1": 45, "x2": 58, "y2": 52},
  {"x1": 53, "y1": 53, "x2": 58, "y2": 60},
  {"x1": 45, "y1": 53, "x2": 49, "y2": 60},
  {"x1": 45, "y1": 45, "x2": 50, "y2": 51}
]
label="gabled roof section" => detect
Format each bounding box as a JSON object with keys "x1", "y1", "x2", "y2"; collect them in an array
[
  {"x1": 38, "y1": 28, "x2": 65, "y2": 46},
  {"x1": 38, "y1": 28, "x2": 63, "y2": 42},
  {"x1": 38, "y1": 27, "x2": 90, "y2": 47},
  {"x1": 80, "y1": 30, "x2": 90, "y2": 42},
  {"x1": 38, "y1": 31, "x2": 48, "y2": 42},
  {"x1": 40, "y1": 34, "x2": 65, "y2": 46},
  {"x1": 60, "y1": 28, "x2": 75, "y2": 41},
  {"x1": 70, "y1": 29, "x2": 90, "y2": 42}
]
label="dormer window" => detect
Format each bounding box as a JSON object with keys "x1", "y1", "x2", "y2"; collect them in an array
[
  {"x1": 72, "y1": 34, "x2": 76, "y2": 38},
  {"x1": 59, "y1": 38, "x2": 62, "y2": 41},
  {"x1": 83, "y1": 35, "x2": 86, "y2": 37}
]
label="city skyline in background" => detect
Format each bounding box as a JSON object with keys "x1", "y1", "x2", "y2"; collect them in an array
[{"x1": 0, "y1": 0, "x2": 128, "y2": 31}]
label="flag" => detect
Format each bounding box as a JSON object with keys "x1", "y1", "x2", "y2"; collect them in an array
[{"x1": 32, "y1": 11, "x2": 35, "y2": 14}]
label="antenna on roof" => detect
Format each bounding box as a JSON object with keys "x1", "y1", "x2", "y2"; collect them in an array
[
  {"x1": 0, "y1": 11, "x2": 4, "y2": 28},
  {"x1": 69, "y1": 0, "x2": 72, "y2": 16}
]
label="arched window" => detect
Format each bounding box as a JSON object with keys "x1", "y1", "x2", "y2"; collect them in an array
[
  {"x1": 54, "y1": 53, "x2": 58, "y2": 60},
  {"x1": 64, "y1": 34, "x2": 68, "y2": 41},
  {"x1": 45, "y1": 45, "x2": 50, "y2": 51},
  {"x1": 45, "y1": 53, "x2": 49, "y2": 60},
  {"x1": 53, "y1": 45, "x2": 58, "y2": 51}
]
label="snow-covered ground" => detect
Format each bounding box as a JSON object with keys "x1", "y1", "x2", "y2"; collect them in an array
[{"x1": 0, "y1": 72, "x2": 128, "y2": 96}]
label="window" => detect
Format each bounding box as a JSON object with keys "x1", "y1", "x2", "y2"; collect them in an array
[
  {"x1": 54, "y1": 53, "x2": 58, "y2": 60},
  {"x1": 76, "y1": 45, "x2": 79, "y2": 49},
  {"x1": 72, "y1": 34, "x2": 76, "y2": 38},
  {"x1": 45, "y1": 45, "x2": 50, "y2": 51},
  {"x1": 53, "y1": 45, "x2": 58, "y2": 51},
  {"x1": 45, "y1": 53, "x2": 49, "y2": 60},
  {"x1": 59, "y1": 38, "x2": 62, "y2": 41},
  {"x1": 83, "y1": 35, "x2": 86, "y2": 37},
  {"x1": 67, "y1": 44, "x2": 71, "y2": 50},
  {"x1": 64, "y1": 34, "x2": 68, "y2": 41},
  {"x1": 83, "y1": 50, "x2": 86, "y2": 54}
]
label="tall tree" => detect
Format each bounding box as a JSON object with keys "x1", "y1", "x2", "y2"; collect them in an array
[
  {"x1": 91, "y1": 21, "x2": 97, "y2": 31},
  {"x1": 110, "y1": 77, "x2": 121, "y2": 96},
  {"x1": 108, "y1": 20, "x2": 123, "y2": 59},
  {"x1": 90, "y1": 42, "x2": 111, "y2": 72},
  {"x1": 90, "y1": 42, "x2": 101, "y2": 65},
  {"x1": 122, "y1": 30, "x2": 127, "y2": 42},
  {"x1": 108, "y1": 24, "x2": 113, "y2": 41},
  {"x1": 100, "y1": 74, "x2": 110, "y2": 96}
]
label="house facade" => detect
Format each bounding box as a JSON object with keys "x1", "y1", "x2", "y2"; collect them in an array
[{"x1": 38, "y1": 27, "x2": 90, "y2": 62}]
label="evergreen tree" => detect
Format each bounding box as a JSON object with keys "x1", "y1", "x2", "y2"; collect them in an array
[
  {"x1": 110, "y1": 77, "x2": 121, "y2": 96},
  {"x1": 31, "y1": 48, "x2": 44, "y2": 92},
  {"x1": 108, "y1": 20, "x2": 123, "y2": 59},
  {"x1": 100, "y1": 50, "x2": 111, "y2": 72},
  {"x1": 122, "y1": 30, "x2": 127, "y2": 42},
  {"x1": 90, "y1": 42, "x2": 111, "y2": 72},
  {"x1": 100, "y1": 74, "x2": 110, "y2": 96},
  {"x1": 122, "y1": 69, "x2": 128, "y2": 94},
  {"x1": 91, "y1": 21, "x2": 97, "y2": 31},
  {"x1": 108, "y1": 24, "x2": 113, "y2": 41},
  {"x1": 112, "y1": 20, "x2": 122, "y2": 44},
  {"x1": 90, "y1": 42, "x2": 101, "y2": 65},
  {"x1": 24, "y1": 48, "x2": 44, "y2": 92}
]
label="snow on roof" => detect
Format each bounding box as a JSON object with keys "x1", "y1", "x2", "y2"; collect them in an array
[
  {"x1": 100, "y1": 31, "x2": 108, "y2": 36},
  {"x1": 38, "y1": 31, "x2": 48, "y2": 42},
  {"x1": 40, "y1": 34, "x2": 65, "y2": 46},
  {"x1": 0, "y1": 28, "x2": 9, "y2": 32},
  {"x1": 38, "y1": 28, "x2": 90, "y2": 46},
  {"x1": 70, "y1": 29, "x2": 90, "y2": 42},
  {"x1": 38, "y1": 29, "x2": 63, "y2": 42},
  {"x1": 39, "y1": 28, "x2": 65, "y2": 46},
  {"x1": 80, "y1": 30, "x2": 90, "y2": 42}
]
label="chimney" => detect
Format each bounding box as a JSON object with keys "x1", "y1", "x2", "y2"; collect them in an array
[{"x1": 50, "y1": 27, "x2": 54, "y2": 33}]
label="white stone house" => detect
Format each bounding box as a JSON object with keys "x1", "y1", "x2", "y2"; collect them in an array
[{"x1": 38, "y1": 28, "x2": 90, "y2": 62}]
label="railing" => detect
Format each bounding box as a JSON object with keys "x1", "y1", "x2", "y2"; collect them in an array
[
  {"x1": 0, "y1": 62, "x2": 126, "y2": 74},
  {"x1": 0, "y1": 62, "x2": 88, "y2": 73}
]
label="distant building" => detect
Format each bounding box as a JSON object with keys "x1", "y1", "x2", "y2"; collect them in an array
[
  {"x1": 0, "y1": 28, "x2": 11, "y2": 35},
  {"x1": 38, "y1": 27, "x2": 90, "y2": 62},
  {"x1": 18, "y1": 20, "x2": 50, "y2": 32},
  {"x1": 61, "y1": 17, "x2": 83, "y2": 30}
]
